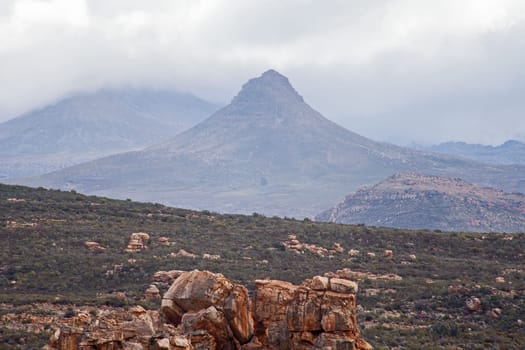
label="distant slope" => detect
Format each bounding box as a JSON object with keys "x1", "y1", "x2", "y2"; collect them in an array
[
  {"x1": 414, "y1": 140, "x2": 525, "y2": 165},
  {"x1": 0, "y1": 88, "x2": 220, "y2": 179},
  {"x1": 11, "y1": 70, "x2": 525, "y2": 217},
  {"x1": 317, "y1": 173, "x2": 525, "y2": 232}
]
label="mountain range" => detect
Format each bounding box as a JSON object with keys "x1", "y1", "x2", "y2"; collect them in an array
[
  {"x1": 316, "y1": 173, "x2": 525, "y2": 233},
  {"x1": 9, "y1": 70, "x2": 525, "y2": 218},
  {"x1": 0, "y1": 88, "x2": 220, "y2": 179},
  {"x1": 414, "y1": 140, "x2": 525, "y2": 165}
]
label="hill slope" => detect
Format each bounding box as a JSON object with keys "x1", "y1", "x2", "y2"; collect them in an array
[
  {"x1": 415, "y1": 140, "x2": 525, "y2": 165},
  {"x1": 316, "y1": 173, "x2": 525, "y2": 232},
  {"x1": 0, "y1": 88, "x2": 220, "y2": 179},
  {"x1": 1, "y1": 184, "x2": 525, "y2": 349},
  {"x1": 12, "y1": 70, "x2": 525, "y2": 217}
]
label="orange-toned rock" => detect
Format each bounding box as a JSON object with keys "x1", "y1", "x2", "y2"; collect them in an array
[
  {"x1": 306, "y1": 276, "x2": 329, "y2": 291},
  {"x1": 348, "y1": 249, "x2": 360, "y2": 256},
  {"x1": 287, "y1": 287, "x2": 323, "y2": 332},
  {"x1": 495, "y1": 276, "x2": 505, "y2": 283},
  {"x1": 333, "y1": 242, "x2": 345, "y2": 253},
  {"x1": 145, "y1": 284, "x2": 161, "y2": 300},
  {"x1": 181, "y1": 306, "x2": 236, "y2": 350},
  {"x1": 224, "y1": 285, "x2": 254, "y2": 344},
  {"x1": 163, "y1": 270, "x2": 233, "y2": 313},
  {"x1": 171, "y1": 249, "x2": 196, "y2": 258},
  {"x1": 85, "y1": 241, "x2": 105, "y2": 252},
  {"x1": 253, "y1": 279, "x2": 297, "y2": 349},
  {"x1": 48, "y1": 270, "x2": 370, "y2": 350},
  {"x1": 125, "y1": 233, "x2": 150, "y2": 253},
  {"x1": 329, "y1": 278, "x2": 358, "y2": 294},
  {"x1": 320, "y1": 291, "x2": 357, "y2": 333}
]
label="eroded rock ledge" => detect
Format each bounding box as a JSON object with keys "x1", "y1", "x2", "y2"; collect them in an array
[{"x1": 48, "y1": 270, "x2": 372, "y2": 350}]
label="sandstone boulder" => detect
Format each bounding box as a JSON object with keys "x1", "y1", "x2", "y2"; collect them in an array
[
  {"x1": 163, "y1": 270, "x2": 234, "y2": 313},
  {"x1": 85, "y1": 241, "x2": 105, "y2": 252},
  {"x1": 224, "y1": 285, "x2": 254, "y2": 344},
  {"x1": 125, "y1": 233, "x2": 150, "y2": 253},
  {"x1": 162, "y1": 270, "x2": 253, "y2": 347},
  {"x1": 48, "y1": 270, "x2": 371, "y2": 350},
  {"x1": 145, "y1": 284, "x2": 161, "y2": 300}
]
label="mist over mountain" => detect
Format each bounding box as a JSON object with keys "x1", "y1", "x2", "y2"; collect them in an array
[
  {"x1": 413, "y1": 140, "x2": 525, "y2": 165},
  {"x1": 0, "y1": 88, "x2": 220, "y2": 179},
  {"x1": 317, "y1": 173, "x2": 525, "y2": 233},
  {"x1": 11, "y1": 70, "x2": 525, "y2": 218}
]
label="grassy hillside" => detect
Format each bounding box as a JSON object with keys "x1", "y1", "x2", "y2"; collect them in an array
[{"x1": 1, "y1": 184, "x2": 524, "y2": 349}]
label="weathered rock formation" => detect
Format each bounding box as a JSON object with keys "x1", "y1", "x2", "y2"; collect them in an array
[
  {"x1": 125, "y1": 233, "x2": 150, "y2": 253},
  {"x1": 47, "y1": 270, "x2": 371, "y2": 350}
]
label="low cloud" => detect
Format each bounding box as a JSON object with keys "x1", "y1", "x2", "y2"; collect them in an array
[{"x1": 1, "y1": 0, "x2": 525, "y2": 145}]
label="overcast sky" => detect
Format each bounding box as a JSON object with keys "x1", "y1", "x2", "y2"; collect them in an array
[{"x1": 1, "y1": 0, "x2": 525, "y2": 145}]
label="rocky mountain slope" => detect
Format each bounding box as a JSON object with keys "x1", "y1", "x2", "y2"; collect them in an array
[
  {"x1": 2, "y1": 184, "x2": 525, "y2": 349},
  {"x1": 11, "y1": 70, "x2": 525, "y2": 217},
  {"x1": 415, "y1": 140, "x2": 525, "y2": 165},
  {"x1": 317, "y1": 173, "x2": 525, "y2": 232},
  {"x1": 0, "y1": 88, "x2": 219, "y2": 179}
]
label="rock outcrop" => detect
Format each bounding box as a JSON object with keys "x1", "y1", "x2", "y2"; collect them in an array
[
  {"x1": 47, "y1": 270, "x2": 371, "y2": 350},
  {"x1": 125, "y1": 233, "x2": 150, "y2": 253}
]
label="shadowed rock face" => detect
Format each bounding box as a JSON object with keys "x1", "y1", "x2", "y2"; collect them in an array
[
  {"x1": 48, "y1": 270, "x2": 372, "y2": 350},
  {"x1": 317, "y1": 172, "x2": 525, "y2": 232}
]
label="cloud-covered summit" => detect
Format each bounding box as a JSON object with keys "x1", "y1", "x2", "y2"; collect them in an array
[{"x1": 1, "y1": 0, "x2": 525, "y2": 145}]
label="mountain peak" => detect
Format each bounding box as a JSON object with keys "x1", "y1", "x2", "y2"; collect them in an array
[{"x1": 231, "y1": 70, "x2": 304, "y2": 106}]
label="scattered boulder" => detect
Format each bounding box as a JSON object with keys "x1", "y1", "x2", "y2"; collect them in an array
[
  {"x1": 488, "y1": 308, "x2": 502, "y2": 319},
  {"x1": 125, "y1": 233, "x2": 150, "y2": 253},
  {"x1": 145, "y1": 285, "x2": 161, "y2": 300},
  {"x1": 281, "y1": 235, "x2": 331, "y2": 257},
  {"x1": 383, "y1": 250, "x2": 393, "y2": 258},
  {"x1": 366, "y1": 252, "x2": 376, "y2": 258},
  {"x1": 158, "y1": 237, "x2": 171, "y2": 246},
  {"x1": 409, "y1": 254, "x2": 417, "y2": 260},
  {"x1": 170, "y1": 249, "x2": 196, "y2": 258},
  {"x1": 465, "y1": 297, "x2": 481, "y2": 312},
  {"x1": 203, "y1": 253, "x2": 221, "y2": 260},
  {"x1": 325, "y1": 268, "x2": 402, "y2": 282},
  {"x1": 332, "y1": 242, "x2": 345, "y2": 254},
  {"x1": 348, "y1": 249, "x2": 360, "y2": 256},
  {"x1": 495, "y1": 276, "x2": 505, "y2": 283},
  {"x1": 85, "y1": 241, "x2": 105, "y2": 252}
]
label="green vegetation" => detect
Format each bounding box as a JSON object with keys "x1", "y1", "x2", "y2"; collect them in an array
[{"x1": 1, "y1": 184, "x2": 524, "y2": 349}]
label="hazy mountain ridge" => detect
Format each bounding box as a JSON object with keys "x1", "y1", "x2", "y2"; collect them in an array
[
  {"x1": 414, "y1": 140, "x2": 525, "y2": 165},
  {"x1": 10, "y1": 70, "x2": 525, "y2": 217},
  {"x1": 0, "y1": 88, "x2": 220, "y2": 179},
  {"x1": 317, "y1": 173, "x2": 525, "y2": 232}
]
